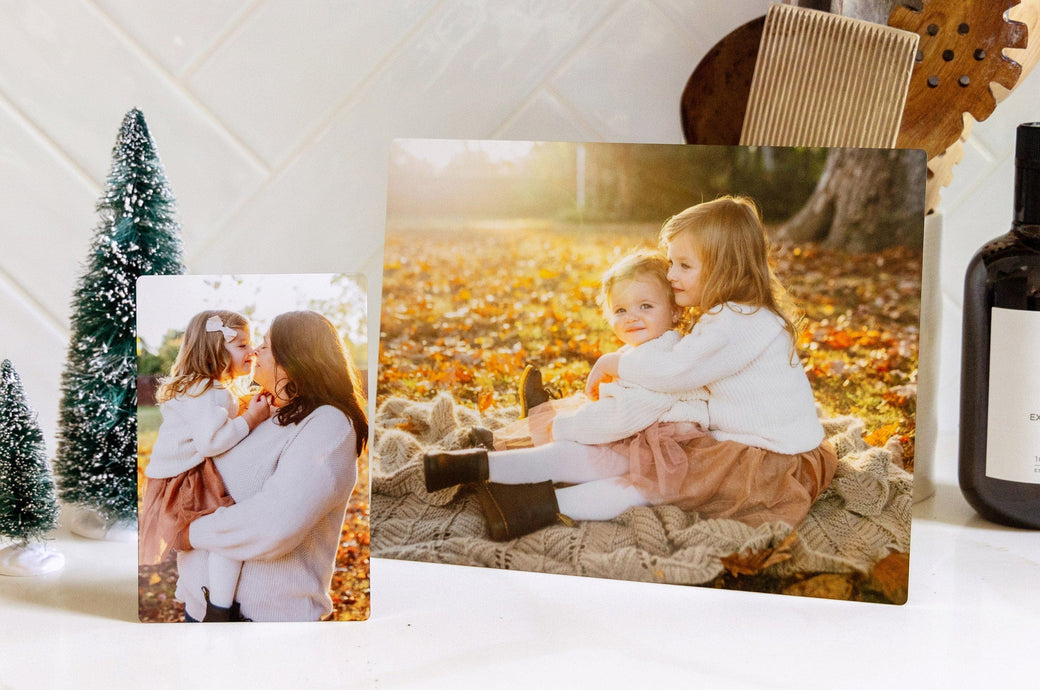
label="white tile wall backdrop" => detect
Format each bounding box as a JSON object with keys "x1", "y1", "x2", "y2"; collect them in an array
[{"x1": 0, "y1": 0, "x2": 1037, "y2": 455}]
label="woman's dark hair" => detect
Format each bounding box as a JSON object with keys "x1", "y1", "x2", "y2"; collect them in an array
[{"x1": 268, "y1": 310, "x2": 368, "y2": 456}]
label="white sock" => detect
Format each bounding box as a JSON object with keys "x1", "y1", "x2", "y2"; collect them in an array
[
  {"x1": 488, "y1": 440, "x2": 628, "y2": 484},
  {"x1": 206, "y1": 552, "x2": 243, "y2": 609},
  {"x1": 556, "y1": 478, "x2": 650, "y2": 521}
]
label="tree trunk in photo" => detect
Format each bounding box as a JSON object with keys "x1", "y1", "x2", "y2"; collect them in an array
[
  {"x1": 585, "y1": 145, "x2": 634, "y2": 220},
  {"x1": 773, "y1": 0, "x2": 925, "y2": 250},
  {"x1": 775, "y1": 148, "x2": 925, "y2": 251}
]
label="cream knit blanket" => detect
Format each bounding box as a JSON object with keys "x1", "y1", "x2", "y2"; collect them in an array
[{"x1": 371, "y1": 394, "x2": 912, "y2": 585}]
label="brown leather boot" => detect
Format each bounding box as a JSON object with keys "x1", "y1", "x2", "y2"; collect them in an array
[
  {"x1": 518, "y1": 365, "x2": 551, "y2": 419},
  {"x1": 228, "y1": 601, "x2": 252, "y2": 622},
  {"x1": 476, "y1": 480, "x2": 571, "y2": 541},
  {"x1": 201, "y1": 586, "x2": 233, "y2": 622},
  {"x1": 423, "y1": 448, "x2": 490, "y2": 492}
]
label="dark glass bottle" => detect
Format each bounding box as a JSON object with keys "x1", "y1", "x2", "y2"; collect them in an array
[{"x1": 959, "y1": 122, "x2": 1040, "y2": 529}]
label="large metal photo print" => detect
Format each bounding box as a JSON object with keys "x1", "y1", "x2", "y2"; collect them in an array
[{"x1": 373, "y1": 140, "x2": 925, "y2": 604}]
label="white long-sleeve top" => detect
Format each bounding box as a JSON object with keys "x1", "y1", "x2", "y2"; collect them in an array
[
  {"x1": 616, "y1": 303, "x2": 823, "y2": 454},
  {"x1": 145, "y1": 382, "x2": 249, "y2": 479},
  {"x1": 179, "y1": 405, "x2": 359, "y2": 622},
  {"x1": 552, "y1": 331, "x2": 710, "y2": 445}
]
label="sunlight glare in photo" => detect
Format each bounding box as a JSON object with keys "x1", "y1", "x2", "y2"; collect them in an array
[
  {"x1": 394, "y1": 139, "x2": 536, "y2": 171},
  {"x1": 136, "y1": 273, "x2": 365, "y2": 350}
]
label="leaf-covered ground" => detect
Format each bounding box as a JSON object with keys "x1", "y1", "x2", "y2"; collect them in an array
[
  {"x1": 377, "y1": 221, "x2": 919, "y2": 604},
  {"x1": 136, "y1": 407, "x2": 370, "y2": 623},
  {"x1": 379, "y1": 221, "x2": 920, "y2": 467}
]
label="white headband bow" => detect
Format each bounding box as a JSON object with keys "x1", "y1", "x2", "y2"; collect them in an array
[{"x1": 205, "y1": 315, "x2": 237, "y2": 343}]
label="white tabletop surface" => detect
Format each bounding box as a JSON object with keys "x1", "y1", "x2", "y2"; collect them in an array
[{"x1": 1, "y1": 433, "x2": 1036, "y2": 689}]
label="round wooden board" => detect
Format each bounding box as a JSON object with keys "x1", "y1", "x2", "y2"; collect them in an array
[{"x1": 681, "y1": 16, "x2": 764, "y2": 146}]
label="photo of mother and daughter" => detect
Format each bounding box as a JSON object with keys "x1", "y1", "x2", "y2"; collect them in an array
[
  {"x1": 422, "y1": 196, "x2": 837, "y2": 540},
  {"x1": 137, "y1": 279, "x2": 369, "y2": 623}
]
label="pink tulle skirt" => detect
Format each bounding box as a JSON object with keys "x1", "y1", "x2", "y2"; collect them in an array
[
  {"x1": 138, "y1": 458, "x2": 235, "y2": 565},
  {"x1": 493, "y1": 397, "x2": 837, "y2": 527}
]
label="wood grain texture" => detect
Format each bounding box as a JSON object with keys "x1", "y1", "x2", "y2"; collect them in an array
[
  {"x1": 891, "y1": 0, "x2": 1027, "y2": 159},
  {"x1": 740, "y1": 3, "x2": 919, "y2": 148},
  {"x1": 894, "y1": 0, "x2": 1040, "y2": 212},
  {"x1": 681, "y1": 16, "x2": 764, "y2": 146}
]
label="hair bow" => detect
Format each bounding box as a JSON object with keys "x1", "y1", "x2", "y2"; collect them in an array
[{"x1": 205, "y1": 315, "x2": 237, "y2": 343}]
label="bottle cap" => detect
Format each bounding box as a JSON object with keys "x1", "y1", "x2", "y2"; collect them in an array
[{"x1": 1017, "y1": 122, "x2": 1040, "y2": 168}]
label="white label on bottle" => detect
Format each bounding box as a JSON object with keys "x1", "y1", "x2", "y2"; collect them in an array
[{"x1": 986, "y1": 307, "x2": 1040, "y2": 483}]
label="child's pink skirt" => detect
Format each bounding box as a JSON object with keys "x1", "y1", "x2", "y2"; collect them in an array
[
  {"x1": 493, "y1": 397, "x2": 837, "y2": 528},
  {"x1": 138, "y1": 458, "x2": 234, "y2": 566}
]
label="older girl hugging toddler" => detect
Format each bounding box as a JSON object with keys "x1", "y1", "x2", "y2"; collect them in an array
[{"x1": 423, "y1": 196, "x2": 837, "y2": 541}]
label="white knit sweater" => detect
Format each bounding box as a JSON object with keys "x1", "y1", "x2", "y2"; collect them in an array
[
  {"x1": 145, "y1": 382, "x2": 249, "y2": 479},
  {"x1": 616, "y1": 303, "x2": 823, "y2": 454},
  {"x1": 552, "y1": 331, "x2": 710, "y2": 445},
  {"x1": 178, "y1": 405, "x2": 359, "y2": 622}
]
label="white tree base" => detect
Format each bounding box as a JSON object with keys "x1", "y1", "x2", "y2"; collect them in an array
[
  {"x1": 68, "y1": 507, "x2": 137, "y2": 542},
  {"x1": 0, "y1": 542, "x2": 65, "y2": 576}
]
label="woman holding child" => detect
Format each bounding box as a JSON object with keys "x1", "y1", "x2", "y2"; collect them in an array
[{"x1": 146, "y1": 309, "x2": 368, "y2": 622}]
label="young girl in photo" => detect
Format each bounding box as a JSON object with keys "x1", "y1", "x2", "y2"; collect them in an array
[
  {"x1": 139, "y1": 310, "x2": 271, "y2": 622},
  {"x1": 424, "y1": 196, "x2": 837, "y2": 541}
]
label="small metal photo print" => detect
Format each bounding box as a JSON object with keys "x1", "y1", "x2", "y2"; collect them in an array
[{"x1": 136, "y1": 273, "x2": 370, "y2": 622}]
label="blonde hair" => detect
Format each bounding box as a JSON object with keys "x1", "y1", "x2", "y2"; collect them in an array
[
  {"x1": 661, "y1": 195, "x2": 800, "y2": 342},
  {"x1": 155, "y1": 310, "x2": 250, "y2": 403},
  {"x1": 600, "y1": 250, "x2": 677, "y2": 321}
]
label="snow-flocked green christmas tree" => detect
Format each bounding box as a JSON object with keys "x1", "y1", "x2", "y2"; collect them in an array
[
  {"x1": 0, "y1": 360, "x2": 60, "y2": 544},
  {"x1": 53, "y1": 109, "x2": 184, "y2": 527}
]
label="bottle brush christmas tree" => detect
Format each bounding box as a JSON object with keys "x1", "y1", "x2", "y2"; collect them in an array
[
  {"x1": 53, "y1": 108, "x2": 185, "y2": 536},
  {"x1": 0, "y1": 360, "x2": 64, "y2": 576}
]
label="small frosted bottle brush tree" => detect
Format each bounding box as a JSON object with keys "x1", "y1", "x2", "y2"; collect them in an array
[
  {"x1": 53, "y1": 108, "x2": 184, "y2": 535},
  {"x1": 0, "y1": 360, "x2": 63, "y2": 575}
]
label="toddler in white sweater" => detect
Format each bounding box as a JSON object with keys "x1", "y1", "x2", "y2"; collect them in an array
[
  {"x1": 529, "y1": 250, "x2": 709, "y2": 446},
  {"x1": 139, "y1": 310, "x2": 271, "y2": 621}
]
